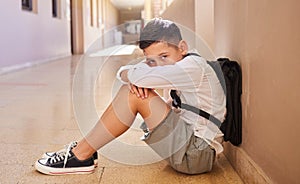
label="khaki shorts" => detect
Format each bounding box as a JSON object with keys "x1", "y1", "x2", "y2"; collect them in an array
[{"x1": 141, "y1": 110, "x2": 216, "y2": 174}]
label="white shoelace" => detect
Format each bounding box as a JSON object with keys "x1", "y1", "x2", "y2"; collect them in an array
[
  {"x1": 49, "y1": 142, "x2": 76, "y2": 168},
  {"x1": 55, "y1": 141, "x2": 77, "y2": 155}
]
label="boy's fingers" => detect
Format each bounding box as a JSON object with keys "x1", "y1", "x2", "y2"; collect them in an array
[
  {"x1": 131, "y1": 85, "x2": 141, "y2": 98},
  {"x1": 129, "y1": 84, "x2": 152, "y2": 99},
  {"x1": 128, "y1": 83, "x2": 134, "y2": 93},
  {"x1": 129, "y1": 83, "x2": 139, "y2": 96},
  {"x1": 137, "y1": 87, "x2": 145, "y2": 98},
  {"x1": 144, "y1": 88, "x2": 148, "y2": 98},
  {"x1": 144, "y1": 88, "x2": 152, "y2": 98},
  {"x1": 133, "y1": 86, "x2": 140, "y2": 97}
]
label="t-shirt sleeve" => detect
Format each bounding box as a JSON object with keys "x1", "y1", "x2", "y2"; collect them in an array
[{"x1": 127, "y1": 56, "x2": 206, "y2": 90}]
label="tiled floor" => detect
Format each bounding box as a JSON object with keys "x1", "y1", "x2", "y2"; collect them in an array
[{"x1": 0, "y1": 50, "x2": 244, "y2": 183}]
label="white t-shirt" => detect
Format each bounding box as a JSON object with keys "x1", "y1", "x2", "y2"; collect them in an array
[{"x1": 116, "y1": 52, "x2": 226, "y2": 154}]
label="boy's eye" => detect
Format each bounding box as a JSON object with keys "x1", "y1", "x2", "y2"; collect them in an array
[
  {"x1": 146, "y1": 58, "x2": 157, "y2": 66},
  {"x1": 147, "y1": 58, "x2": 155, "y2": 63},
  {"x1": 161, "y1": 55, "x2": 167, "y2": 60}
]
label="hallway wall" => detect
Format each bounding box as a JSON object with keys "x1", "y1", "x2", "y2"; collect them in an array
[
  {"x1": 101, "y1": 0, "x2": 119, "y2": 48},
  {"x1": 195, "y1": 0, "x2": 214, "y2": 52},
  {"x1": 161, "y1": 0, "x2": 215, "y2": 60},
  {"x1": 83, "y1": 0, "x2": 119, "y2": 52},
  {"x1": 214, "y1": 0, "x2": 300, "y2": 183},
  {"x1": 0, "y1": 1, "x2": 71, "y2": 70},
  {"x1": 0, "y1": 0, "x2": 119, "y2": 72},
  {"x1": 161, "y1": 0, "x2": 195, "y2": 31},
  {"x1": 161, "y1": 0, "x2": 299, "y2": 183}
]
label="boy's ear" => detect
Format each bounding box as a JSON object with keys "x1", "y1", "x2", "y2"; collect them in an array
[{"x1": 178, "y1": 40, "x2": 188, "y2": 55}]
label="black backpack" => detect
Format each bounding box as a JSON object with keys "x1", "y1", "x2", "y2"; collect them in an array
[{"x1": 170, "y1": 54, "x2": 242, "y2": 146}]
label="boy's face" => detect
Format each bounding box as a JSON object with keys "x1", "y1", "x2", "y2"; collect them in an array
[{"x1": 143, "y1": 41, "x2": 187, "y2": 67}]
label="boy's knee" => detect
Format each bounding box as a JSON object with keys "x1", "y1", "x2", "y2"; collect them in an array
[
  {"x1": 119, "y1": 85, "x2": 130, "y2": 92},
  {"x1": 119, "y1": 85, "x2": 158, "y2": 100},
  {"x1": 117, "y1": 85, "x2": 142, "y2": 103}
]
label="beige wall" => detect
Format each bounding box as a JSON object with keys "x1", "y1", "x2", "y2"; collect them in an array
[
  {"x1": 119, "y1": 9, "x2": 141, "y2": 25},
  {"x1": 214, "y1": 0, "x2": 300, "y2": 183},
  {"x1": 103, "y1": 0, "x2": 119, "y2": 30},
  {"x1": 83, "y1": 0, "x2": 101, "y2": 52},
  {"x1": 0, "y1": 1, "x2": 71, "y2": 70},
  {"x1": 161, "y1": 0, "x2": 195, "y2": 31},
  {"x1": 162, "y1": 0, "x2": 300, "y2": 183},
  {"x1": 82, "y1": 0, "x2": 119, "y2": 52},
  {"x1": 161, "y1": 0, "x2": 215, "y2": 60},
  {"x1": 101, "y1": 0, "x2": 120, "y2": 48},
  {"x1": 195, "y1": 0, "x2": 214, "y2": 51},
  {"x1": 194, "y1": 0, "x2": 215, "y2": 60}
]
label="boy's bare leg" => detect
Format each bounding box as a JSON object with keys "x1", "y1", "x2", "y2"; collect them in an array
[{"x1": 72, "y1": 85, "x2": 171, "y2": 160}]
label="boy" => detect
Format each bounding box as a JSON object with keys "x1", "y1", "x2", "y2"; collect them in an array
[{"x1": 35, "y1": 18, "x2": 226, "y2": 175}]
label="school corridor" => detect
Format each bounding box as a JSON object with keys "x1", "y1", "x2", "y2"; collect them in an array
[{"x1": 0, "y1": 0, "x2": 299, "y2": 184}]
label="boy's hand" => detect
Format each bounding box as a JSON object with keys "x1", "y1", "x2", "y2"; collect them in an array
[{"x1": 128, "y1": 83, "x2": 152, "y2": 99}]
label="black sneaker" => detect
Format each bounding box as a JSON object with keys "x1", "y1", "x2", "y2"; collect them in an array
[
  {"x1": 35, "y1": 146, "x2": 95, "y2": 175},
  {"x1": 42, "y1": 141, "x2": 98, "y2": 167}
]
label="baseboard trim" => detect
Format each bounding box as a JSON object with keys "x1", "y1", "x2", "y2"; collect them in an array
[
  {"x1": 0, "y1": 53, "x2": 71, "y2": 75},
  {"x1": 223, "y1": 142, "x2": 273, "y2": 184}
]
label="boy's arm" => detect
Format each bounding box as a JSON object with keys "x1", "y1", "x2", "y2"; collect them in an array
[
  {"x1": 120, "y1": 69, "x2": 129, "y2": 83},
  {"x1": 117, "y1": 64, "x2": 153, "y2": 99},
  {"x1": 126, "y1": 57, "x2": 205, "y2": 90},
  {"x1": 117, "y1": 55, "x2": 204, "y2": 93},
  {"x1": 116, "y1": 65, "x2": 133, "y2": 84},
  {"x1": 116, "y1": 61, "x2": 150, "y2": 84}
]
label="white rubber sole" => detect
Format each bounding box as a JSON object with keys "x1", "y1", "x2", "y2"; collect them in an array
[{"x1": 35, "y1": 160, "x2": 95, "y2": 175}]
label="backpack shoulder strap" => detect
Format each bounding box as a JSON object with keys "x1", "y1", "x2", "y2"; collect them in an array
[
  {"x1": 206, "y1": 60, "x2": 226, "y2": 94},
  {"x1": 170, "y1": 90, "x2": 222, "y2": 127},
  {"x1": 181, "y1": 103, "x2": 222, "y2": 127},
  {"x1": 184, "y1": 53, "x2": 201, "y2": 58},
  {"x1": 185, "y1": 53, "x2": 226, "y2": 94},
  {"x1": 170, "y1": 53, "x2": 224, "y2": 127}
]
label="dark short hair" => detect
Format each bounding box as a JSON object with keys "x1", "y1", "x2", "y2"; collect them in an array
[{"x1": 139, "y1": 18, "x2": 182, "y2": 49}]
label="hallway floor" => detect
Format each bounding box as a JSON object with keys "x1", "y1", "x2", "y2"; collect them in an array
[{"x1": 0, "y1": 51, "x2": 244, "y2": 183}]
